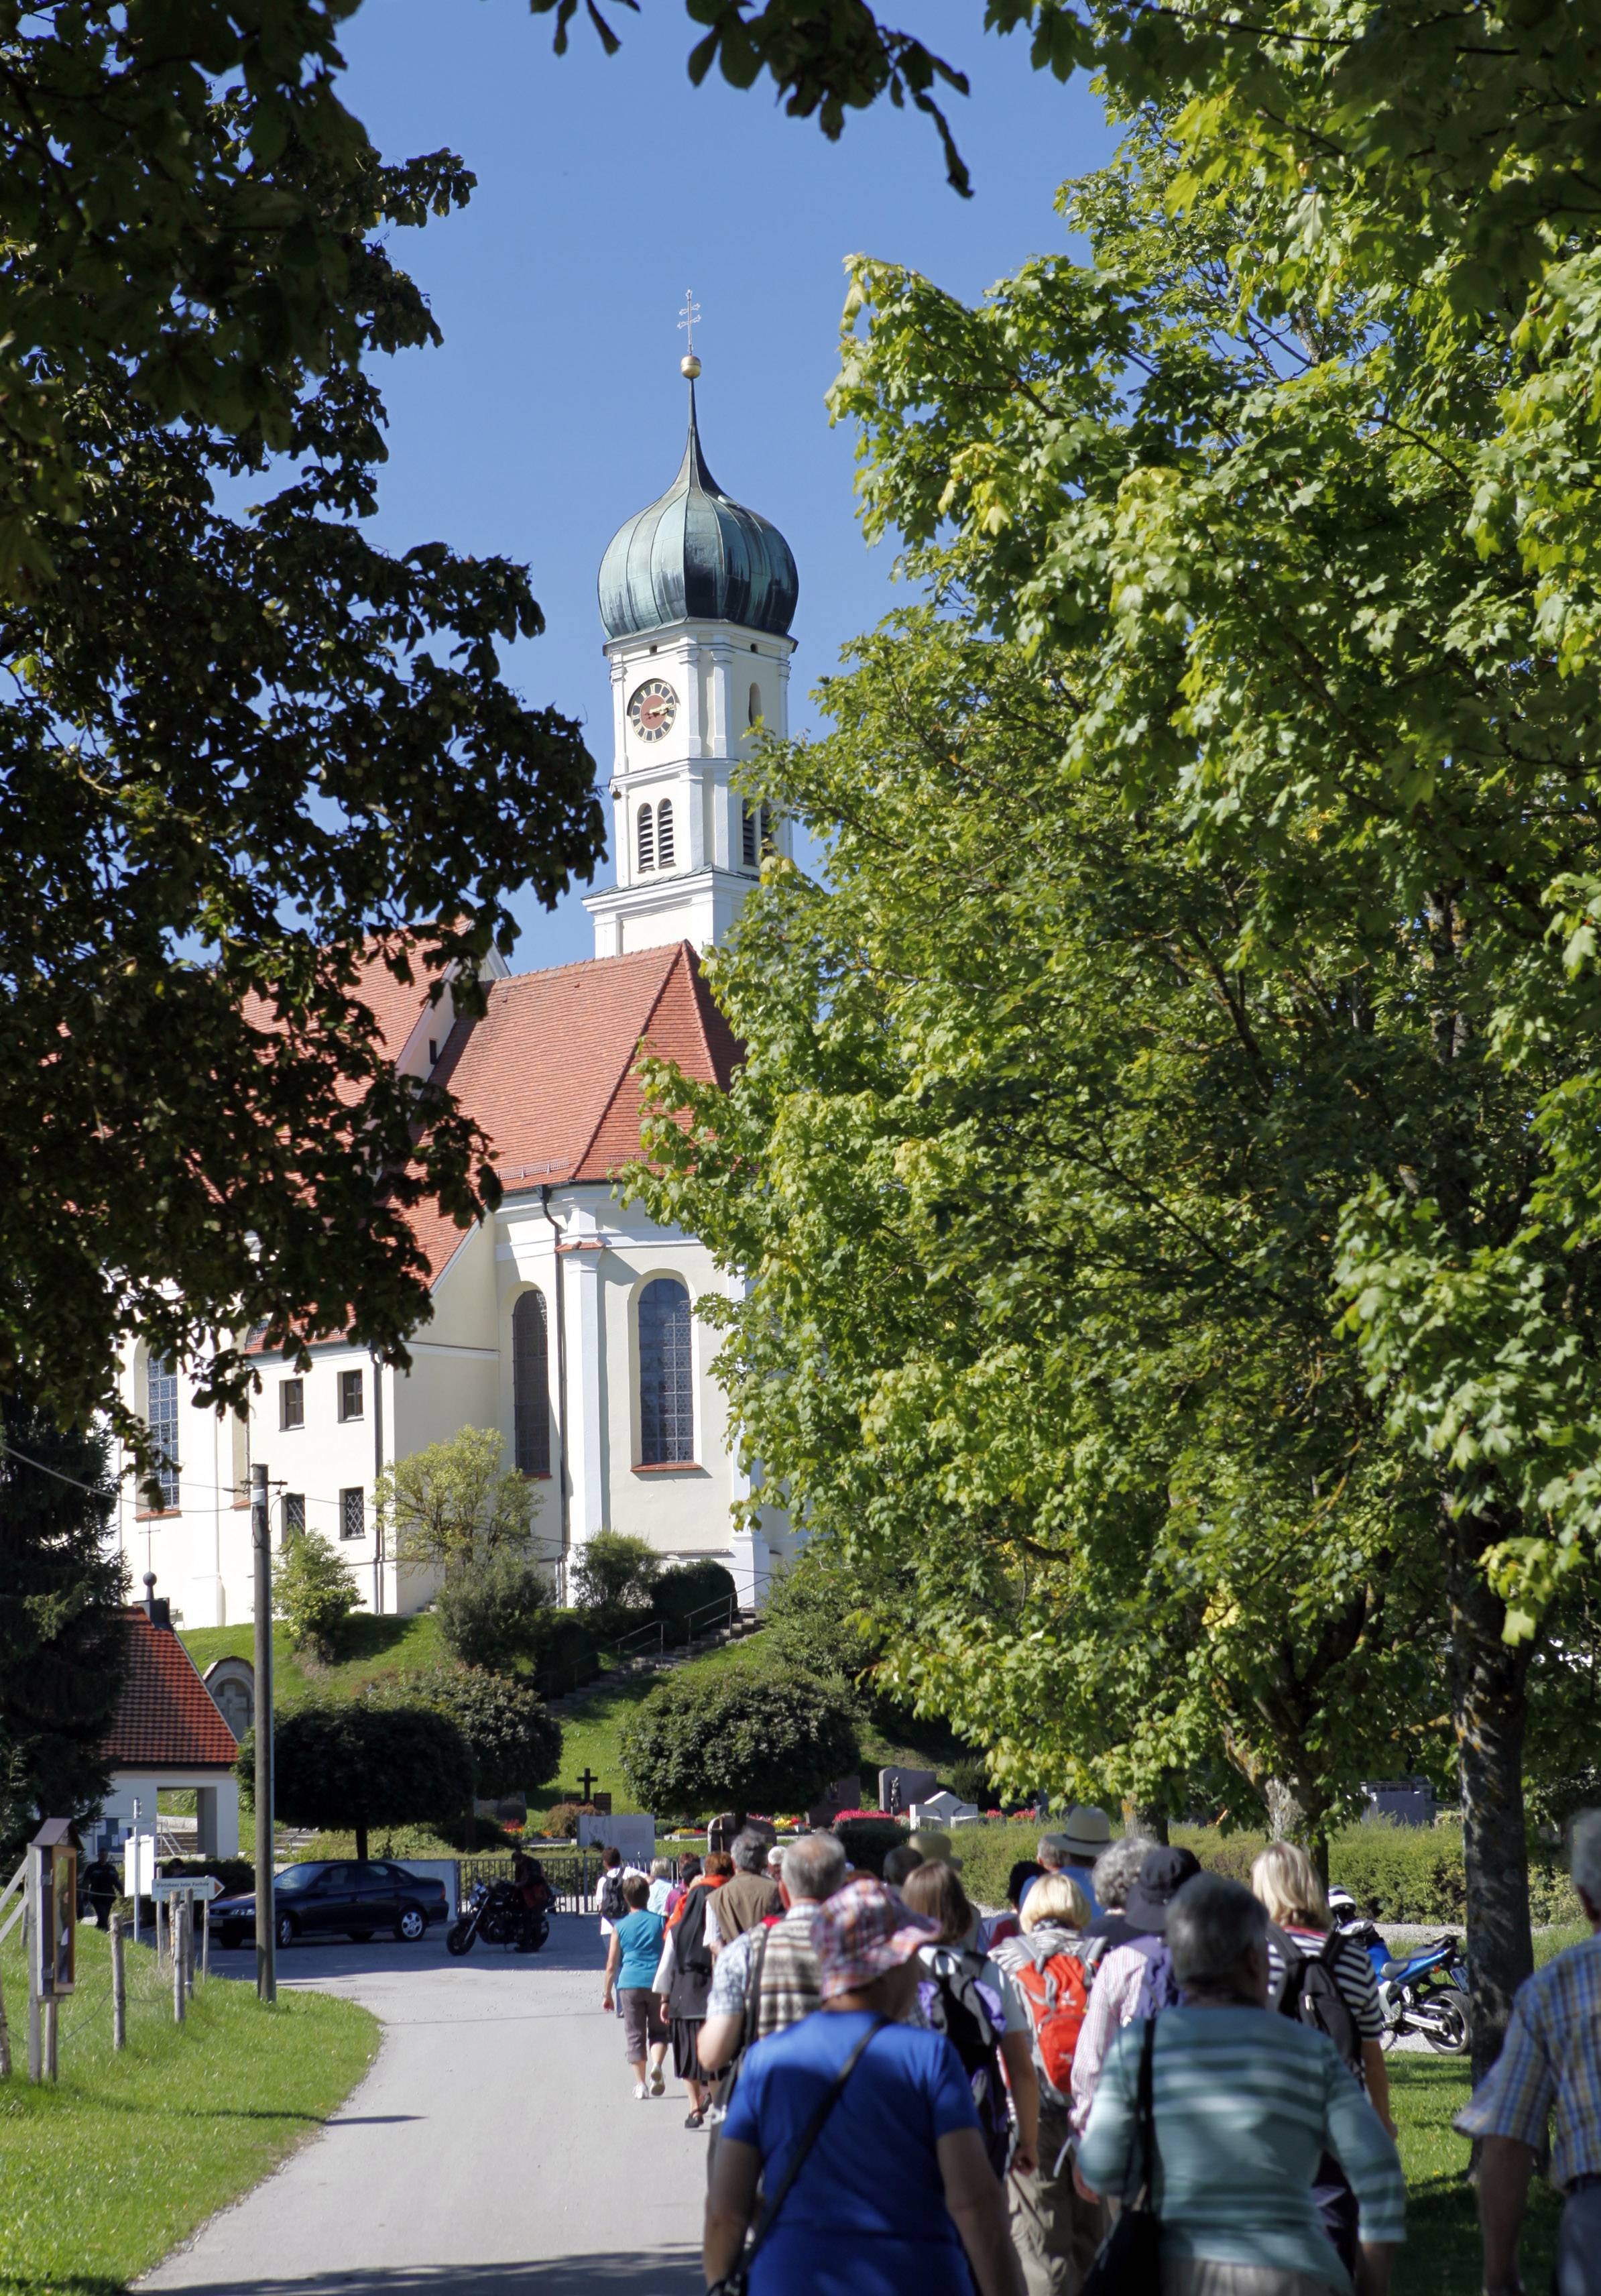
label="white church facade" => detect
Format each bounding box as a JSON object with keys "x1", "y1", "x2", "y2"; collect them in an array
[{"x1": 108, "y1": 364, "x2": 801, "y2": 1627}]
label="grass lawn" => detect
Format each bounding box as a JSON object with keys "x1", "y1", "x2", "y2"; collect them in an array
[
  {"x1": 1389, "y1": 2053, "x2": 1559, "y2": 2296},
  {"x1": 0, "y1": 1924, "x2": 376, "y2": 2295},
  {"x1": 180, "y1": 1610, "x2": 445, "y2": 1710}
]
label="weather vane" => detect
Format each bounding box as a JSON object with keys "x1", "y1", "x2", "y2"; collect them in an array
[{"x1": 679, "y1": 289, "x2": 702, "y2": 379}]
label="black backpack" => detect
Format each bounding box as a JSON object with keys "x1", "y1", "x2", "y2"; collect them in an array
[
  {"x1": 1268, "y1": 1925, "x2": 1362, "y2": 2075},
  {"x1": 597, "y1": 1868, "x2": 628, "y2": 1922}
]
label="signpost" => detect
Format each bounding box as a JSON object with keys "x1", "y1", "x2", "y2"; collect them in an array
[
  {"x1": 27, "y1": 1819, "x2": 76, "y2": 2083},
  {"x1": 251, "y1": 1460, "x2": 276, "y2": 2004}
]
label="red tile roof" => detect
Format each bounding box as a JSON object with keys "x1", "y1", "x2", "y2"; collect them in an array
[
  {"x1": 416, "y1": 940, "x2": 740, "y2": 1281},
  {"x1": 106, "y1": 1608, "x2": 241, "y2": 1768}
]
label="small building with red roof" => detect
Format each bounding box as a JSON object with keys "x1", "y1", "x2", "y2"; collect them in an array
[
  {"x1": 97, "y1": 1576, "x2": 241, "y2": 1858},
  {"x1": 106, "y1": 369, "x2": 797, "y2": 1631}
]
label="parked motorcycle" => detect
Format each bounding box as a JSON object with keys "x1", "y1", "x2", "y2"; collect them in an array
[
  {"x1": 446, "y1": 1879, "x2": 550, "y2": 1958},
  {"x1": 1354, "y1": 1925, "x2": 1471, "y2": 2053}
]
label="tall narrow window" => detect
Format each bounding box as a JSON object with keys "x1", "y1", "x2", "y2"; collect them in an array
[
  {"x1": 340, "y1": 1487, "x2": 365, "y2": 1541},
  {"x1": 280, "y1": 1377, "x2": 304, "y2": 1430},
  {"x1": 637, "y1": 805, "x2": 655, "y2": 873},
  {"x1": 638, "y1": 1277, "x2": 694, "y2": 1465},
  {"x1": 742, "y1": 801, "x2": 760, "y2": 870},
  {"x1": 748, "y1": 681, "x2": 762, "y2": 729},
  {"x1": 512, "y1": 1289, "x2": 551, "y2": 1477},
  {"x1": 339, "y1": 1369, "x2": 363, "y2": 1422},
  {"x1": 282, "y1": 1493, "x2": 305, "y2": 1542},
  {"x1": 656, "y1": 797, "x2": 675, "y2": 868},
  {"x1": 146, "y1": 1355, "x2": 179, "y2": 1509}
]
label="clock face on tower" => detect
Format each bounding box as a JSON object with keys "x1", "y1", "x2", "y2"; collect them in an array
[{"x1": 628, "y1": 678, "x2": 678, "y2": 742}]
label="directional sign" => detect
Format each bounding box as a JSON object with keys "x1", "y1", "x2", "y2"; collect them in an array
[{"x1": 152, "y1": 1874, "x2": 224, "y2": 1901}]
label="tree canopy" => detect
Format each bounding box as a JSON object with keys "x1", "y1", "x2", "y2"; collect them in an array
[
  {"x1": 242, "y1": 1699, "x2": 471, "y2": 1863},
  {"x1": 3, "y1": 83, "x2": 601, "y2": 1453},
  {"x1": 0, "y1": 1397, "x2": 126, "y2": 1855},
  {"x1": 619, "y1": 1666, "x2": 859, "y2": 1821},
  {"x1": 377, "y1": 1428, "x2": 536, "y2": 1581}
]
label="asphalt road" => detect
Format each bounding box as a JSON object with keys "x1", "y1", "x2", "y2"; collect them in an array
[{"x1": 141, "y1": 1915, "x2": 706, "y2": 2296}]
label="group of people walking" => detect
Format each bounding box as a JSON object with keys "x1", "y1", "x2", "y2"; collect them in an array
[{"x1": 586, "y1": 1806, "x2": 1601, "y2": 2296}]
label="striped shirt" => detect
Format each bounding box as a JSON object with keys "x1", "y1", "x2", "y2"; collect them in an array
[
  {"x1": 1078, "y1": 2006, "x2": 1406, "y2": 2294},
  {"x1": 1266, "y1": 1925, "x2": 1384, "y2": 2045},
  {"x1": 1456, "y1": 1931, "x2": 1601, "y2": 2187}
]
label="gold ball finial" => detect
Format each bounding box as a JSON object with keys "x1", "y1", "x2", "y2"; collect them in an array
[{"x1": 680, "y1": 351, "x2": 701, "y2": 380}]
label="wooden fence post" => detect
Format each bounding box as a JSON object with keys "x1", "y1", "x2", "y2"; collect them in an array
[
  {"x1": 184, "y1": 1893, "x2": 196, "y2": 2000},
  {"x1": 0, "y1": 1926, "x2": 10, "y2": 2077},
  {"x1": 111, "y1": 1914, "x2": 127, "y2": 2051},
  {"x1": 43, "y1": 1997, "x2": 58, "y2": 2083},
  {"x1": 24, "y1": 1894, "x2": 41, "y2": 2084},
  {"x1": 200, "y1": 1898, "x2": 210, "y2": 1984},
  {"x1": 172, "y1": 1900, "x2": 185, "y2": 2024}
]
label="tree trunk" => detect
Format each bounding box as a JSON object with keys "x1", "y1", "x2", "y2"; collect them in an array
[
  {"x1": 355, "y1": 1819, "x2": 369, "y2": 1863},
  {"x1": 1126, "y1": 1801, "x2": 1170, "y2": 1845},
  {"x1": 1448, "y1": 1510, "x2": 1535, "y2": 2087}
]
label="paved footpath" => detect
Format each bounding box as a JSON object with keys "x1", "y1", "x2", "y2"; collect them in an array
[{"x1": 142, "y1": 1916, "x2": 705, "y2": 2296}]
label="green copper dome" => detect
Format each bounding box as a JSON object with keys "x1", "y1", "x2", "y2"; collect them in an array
[{"x1": 598, "y1": 384, "x2": 798, "y2": 642}]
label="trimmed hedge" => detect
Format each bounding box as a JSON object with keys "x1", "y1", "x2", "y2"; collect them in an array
[
  {"x1": 833, "y1": 1817, "x2": 910, "y2": 1876},
  {"x1": 951, "y1": 1819, "x2": 1582, "y2": 1928}
]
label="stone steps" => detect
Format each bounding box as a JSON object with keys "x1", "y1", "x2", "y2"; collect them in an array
[{"x1": 546, "y1": 1610, "x2": 761, "y2": 1715}]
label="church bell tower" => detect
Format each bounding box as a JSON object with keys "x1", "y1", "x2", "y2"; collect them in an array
[{"x1": 585, "y1": 340, "x2": 799, "y2": 959}]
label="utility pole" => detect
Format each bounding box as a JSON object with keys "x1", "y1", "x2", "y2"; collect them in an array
[{"x1": 251, "y1": 1460, "x2": 276, "y2": 2004}]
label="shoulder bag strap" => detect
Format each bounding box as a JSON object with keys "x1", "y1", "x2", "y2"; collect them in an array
[
  {"x1": 1132, "y1": 2012, "x2": 1157, "y2": 2205},
  {"x1": 741, "y1": 2016, "x2": 888, "y2": 2269}
]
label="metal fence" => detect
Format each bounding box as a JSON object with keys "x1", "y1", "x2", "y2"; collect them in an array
[{"x1": 458, "y1": 1847, "x2": 603, "y2": 1914}]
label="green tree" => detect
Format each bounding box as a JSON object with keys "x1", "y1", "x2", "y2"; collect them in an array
[
  {"x1": 571, "y1": 1532, "x2": 660, "y2": 1626},
  {"x1": 239, "y1": 1701, "x2": 470, "y2": 1864},
  {"x1": 0, "y1": 1397, "x2": 126, "y2": 1855},
  {"x1": 3, "y1": 126, "x2": 601, "y2": 1459},
  {"x1": 434, "y1": 1548, "x2": 552, "y2": 1672},
  {"x1": 377, "y1": 1428, "x2": 534, "y2": 1581},
  {"x1": 371, "y1": 1665, "x2": 561, "y2": 1846},
  {"x1": 619, "y1": 1667, "x2": 859, "y2": 1822},
  {"x1": 273, "y1": 1532, "x2": 360, "y2": 1664}
]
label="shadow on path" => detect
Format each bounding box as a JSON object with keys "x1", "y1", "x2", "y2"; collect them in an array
[{"x1": 142, "y1": 2258, "x2": 702, "y2": 2296}]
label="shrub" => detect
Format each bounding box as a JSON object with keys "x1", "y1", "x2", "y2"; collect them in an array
[
  {"x1": 652, "y1": 1558, "x2": 738, "y2": 1632},
  {"x1": 369, "y1": 1666, "x2": 562, "y2": 1802},
  {"x1": 434, "y1": 1548, "x2": 551, "y2": 1672},
  {"x1": 238, "y1": 1700, "x2": 471, "y2": 1863},
  {"x1": 620, "y1": 1666, "x2": 859, "y2": 1822},
  {"x1": 832, "y1": 1817, "x2": 908, "y2": 1876},
  {"x1": 572, "y1": 1531, "x2": 660, "y2": 1625},
  {"x1": 542, "y1": 1800, "x2": 600, "y2": 1839},
  {"x1": 273, "y1": 1530, "x2": 360, "y2": 1661},
  {"x1": 759, "y1": 1543, "x2": 884, "y2": 1690},
  {"x1": 524, "y1": 1609, "x2": 605, "y2": 1697}
]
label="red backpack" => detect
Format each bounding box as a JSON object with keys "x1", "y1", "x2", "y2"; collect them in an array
[{"x1": 1010, "y1": 1948, "x2": 1093, "y2": 2104}]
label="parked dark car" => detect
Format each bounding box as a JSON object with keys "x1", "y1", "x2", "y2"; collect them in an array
[{"x1": 213, "y1": 1860, "x2": 450, "y2": 1951}]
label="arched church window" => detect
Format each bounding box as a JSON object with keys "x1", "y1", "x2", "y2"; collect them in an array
[
  {"x1": 748, "y1": 682, "x2": 762, "y2": 729},
  {"x1": 145, "y1": 1353, "x2": 179, "y2": 1509},
  {"x1": 512, "y1": 1289, "x2": 550, "y2": 1478},
  {"x1": 637, "y1": 805, "x2": 655, "y2": 873},
  {"x1": 656, "y1": 798, "x2": 675, "y2": 869},
  {"x1": 638, "y1": 1277, "x2": 694, "y2": 1465}
]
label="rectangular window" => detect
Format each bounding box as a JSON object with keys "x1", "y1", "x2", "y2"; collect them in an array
[
  {"x1": 282, "y1": 1493, "x2": 305, "y2": 1542},
  {"x1": 280, "y1": 1378, "x2": 304, "y2": 1430},
  {"x1": 338, "y1": 1369, "x2": 363, "y2": 1422},
  {"x1": 147, "y1": 1355, "x2": 180, "y2": 1509},
  {"x1": 340, "y1": 1487, "x2": 365, "y2": 1541}
]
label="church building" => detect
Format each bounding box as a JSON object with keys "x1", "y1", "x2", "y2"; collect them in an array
[{"x1": 109, "y1": 359, "x2": 800, "y2": 1627}]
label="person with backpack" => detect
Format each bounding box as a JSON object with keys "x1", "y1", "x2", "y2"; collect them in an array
[
  {"x1": 900, "y1": 1857, "x2": 1041, "y2": 2184},
  {"x1": 990, "y1": 1872, "x2": 1104, "y2": 2296},
  {"x1": 1078, "y1": 1874, "x2": 1404, "y2": 2296},
  {"x1": 660, "y1": 1847, "x2": 732, "y2": 2128},
  {"x1": 704, "y1": 1878, "x2": 1024, "y2": 2296},
  {"x1": 1068, "y1": 1844, "x2": 1201, "y2": 2140},
  {"x1": 1250, "y1": 1842, "x2": 1394, "y2": 2277}
]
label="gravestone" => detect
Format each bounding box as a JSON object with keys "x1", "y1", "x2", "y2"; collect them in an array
[
  {"x1": 910, "y1": 1790, "x2": 979, "y2": 1828},
  {"x1": 803, "y1": 1773, "x2": 862, "y2": 1827},
  {"x1": 879, "y1": 1766, "x2": 939, "y2": 1814},
  {"x1": 202, "y1": 1656, "x2": 253, "y2": 1741}
]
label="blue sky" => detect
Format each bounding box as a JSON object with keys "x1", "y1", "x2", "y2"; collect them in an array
[{"x1": 338, "y1": 0, "x2": 1114, "y2": 970}]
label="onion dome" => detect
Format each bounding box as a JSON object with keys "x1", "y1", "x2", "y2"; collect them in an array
[{"x1": 598, "y1": 380, "x2": 798, "y2": 642}]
